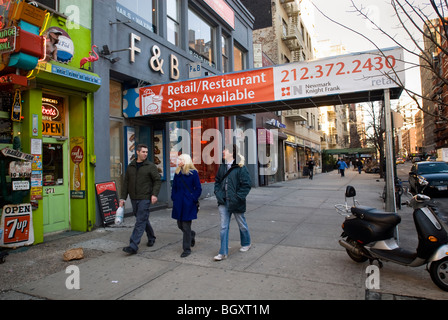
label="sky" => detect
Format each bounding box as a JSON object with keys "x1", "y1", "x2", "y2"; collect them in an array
[{"x1": 310, "y1": 0, "x2": 438, "y2": 103}]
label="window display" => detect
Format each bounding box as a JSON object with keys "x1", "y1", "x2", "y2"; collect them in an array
[
  {"x1": 0, "y1": 118, "x2": 12, "y2": 144},
  {"x1": 42, "y1": 143, "x2": 64, "y2": 186}
]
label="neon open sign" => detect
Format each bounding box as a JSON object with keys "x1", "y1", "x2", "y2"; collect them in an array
[{"x1": 42, "y1": 103, "x2": 59, "y2": 121}]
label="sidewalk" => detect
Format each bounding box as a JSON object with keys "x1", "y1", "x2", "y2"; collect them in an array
[{"x1": 1, "y1": 168, "x2": 447, "y2": 300}]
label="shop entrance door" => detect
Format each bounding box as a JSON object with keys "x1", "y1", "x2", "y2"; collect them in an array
[{"x1": 42, "y1": 139, "x2": 70, "y2": 234}]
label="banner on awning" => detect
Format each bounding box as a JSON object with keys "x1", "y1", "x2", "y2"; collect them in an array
[{"x1": 136, "y1": 47, "x2": 405, "y2": 118}]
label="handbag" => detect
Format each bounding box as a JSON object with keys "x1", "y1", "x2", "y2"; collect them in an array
[{"x1": 179, "y1": 175, "x2": 200, "y2": 211}]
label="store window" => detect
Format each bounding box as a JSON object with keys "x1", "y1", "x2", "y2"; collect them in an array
[
  {"x1": 42, "y1": 94, "x2": 66, "y2": 137},
  {"x1": 167, "y1": 0, "x2": 180, "y2": 47},
  {"x1": 117, "y1": 0, "x2": 158, "y2": 33},
  {"x1": 222, "y1": 35, "x2": 229, "y2": 73},
  {"x1": 109, "y1": 80, "x2": 124, "y2": 197},
  {"x1": 0, "y1": 92, "x2": 13, "y2": 144},
  {"x1": 192, "y1": 118, "x2": 219, "y2": 183},
  {"x1": 43, "y1": 143, "x2": 64, "y2": 186},
  {"x1": 234, "y1": 44, "x2": 247, "y2": 72},
  {"x1": 188, "y1": 8, "x2": 216, "y2": 68}
]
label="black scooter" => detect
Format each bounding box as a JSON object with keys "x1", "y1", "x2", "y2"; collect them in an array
[{"x1": 336, "y1": 185, "x2": 448, "y2": 292}]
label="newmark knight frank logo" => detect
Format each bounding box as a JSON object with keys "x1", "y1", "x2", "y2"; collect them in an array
[{"x1": 281, "y1": 85, "x2": 303, "y2": 98}]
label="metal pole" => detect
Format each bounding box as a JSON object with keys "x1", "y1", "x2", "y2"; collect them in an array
[{"x1": 384, "y1": 89, "x2": 397, "y2": 213}]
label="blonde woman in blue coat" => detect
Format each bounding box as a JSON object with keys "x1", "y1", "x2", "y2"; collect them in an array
[{"x1": 171, "y1": 154, "x2": 202, "y2": 258}]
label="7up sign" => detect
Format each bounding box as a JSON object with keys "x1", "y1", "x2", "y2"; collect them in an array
[{"x1": 1, "y1": 204, "x2": 34, "y2": 248}]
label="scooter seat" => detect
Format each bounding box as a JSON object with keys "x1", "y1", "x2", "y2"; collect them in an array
[{"x1": 351, "y1": 206, "x2": 401, "y2": 226}]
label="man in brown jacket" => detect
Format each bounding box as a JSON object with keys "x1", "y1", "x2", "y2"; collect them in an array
[{"x1": 120, "y1": 144, "x2": 162, "y2": 254}]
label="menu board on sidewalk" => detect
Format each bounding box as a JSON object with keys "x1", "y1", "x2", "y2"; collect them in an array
[{"x1": 95, "y1": 181, "x2": 119, "y2": 227}]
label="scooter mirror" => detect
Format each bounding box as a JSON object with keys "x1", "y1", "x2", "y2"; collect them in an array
[{"x1": 345, "y1": 186, "x2": 356, "y2": 198}]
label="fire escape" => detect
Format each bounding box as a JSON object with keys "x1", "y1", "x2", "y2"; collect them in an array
[{"x1": 280, "y1": 0, "x2": 306, "y2": 63}]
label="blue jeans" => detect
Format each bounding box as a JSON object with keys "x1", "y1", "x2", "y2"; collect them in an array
[
  {"x1": 218, "y1": 203, "x2": 251, "y2": 256},
  {"x1": 129, "y1": 199, "x2": 155, "y2": 251}
]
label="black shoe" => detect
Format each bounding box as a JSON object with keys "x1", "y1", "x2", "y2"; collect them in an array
[
  {"x1": 181, "y1": 251, "x2": 191, "y2": 258},
  {"x1": 123, "y1": 246, "x2": 137, "y2": 255},
  {"x1": 191, "y1": 231, "x2": 196, "y2": 247},
  {"x1": 147, "y1": 239, "x2": 155, "y2": 247}
]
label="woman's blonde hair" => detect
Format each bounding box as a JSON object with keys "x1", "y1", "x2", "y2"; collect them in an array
[{"x1": 175, "y1": 154, "x2": 198, "y2": 175}]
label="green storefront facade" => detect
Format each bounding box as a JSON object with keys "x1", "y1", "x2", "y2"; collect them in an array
[{"x1": 0, "y1": 1, "x2": 100, "y2": 246}]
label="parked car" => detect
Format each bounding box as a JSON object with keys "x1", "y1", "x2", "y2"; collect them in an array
[
  {"x1": 412, "y1": 157, "x2": 421, "y2": 163},
  {"x1": 396, "y1": 158, "x2": 405, "y2": 164},
  {"x1": 409, "y1": 161, "x2": 448, "y2": 194}
]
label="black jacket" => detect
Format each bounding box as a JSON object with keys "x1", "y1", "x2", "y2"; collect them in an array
[
  {"x1": 121, "y1": 159, "x2": 162, "y2": 200},
  {"x1": 214, "y1": 162, "x2": 252, "y2": 214}
]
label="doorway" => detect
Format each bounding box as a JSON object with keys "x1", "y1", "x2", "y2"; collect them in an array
[{"x1": 42, "y1": 139, "x2": 70, "y2": 234}]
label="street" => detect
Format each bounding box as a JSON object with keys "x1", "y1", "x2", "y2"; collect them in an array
[
  {"x1": 1, "y1": 167, "x2": 447, "y2": 301},
  {"x1": 396, "y1": 161, "x2": 448, "y2": 225}
]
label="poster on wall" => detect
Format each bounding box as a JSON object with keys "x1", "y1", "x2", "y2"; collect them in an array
[
  {"x1": 95, "y1": 181, "x2": 119, "y2": 227},
  {"x1": 153, "y1": 130, "x2": 164, "y2": 180},
  {"x1": 70, "y1": 137, "x2": 86, "y2": 199},
  {"x1": 0, "y1": 204, "x2": 34, "y2": 248},
  {"x1": 125, "y1": 127, "x2": 136, "y2": 169}
]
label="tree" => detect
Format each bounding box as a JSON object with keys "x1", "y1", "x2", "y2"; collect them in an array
[
  {"x1": 362, "y1": 101, "x2": 386, "y2": 178},
  {"x1": 313, "y1": 0, "x2": 448, "y2": 121}
]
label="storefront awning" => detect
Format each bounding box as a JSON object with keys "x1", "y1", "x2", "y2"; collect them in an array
[
  {"x1": 324, "y1": 148, "x2": 377, "y2": 155},
  {"x1": 30, "y1": 61, "x2": 102, "y2": 93},
  {"x1": 125, "y1": 47, "x2": 405, "y2": 121}
]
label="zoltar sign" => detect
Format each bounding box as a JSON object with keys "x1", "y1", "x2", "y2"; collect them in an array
[{"x1": 0, "y1": 1, "x2": 47, "y2": 80}]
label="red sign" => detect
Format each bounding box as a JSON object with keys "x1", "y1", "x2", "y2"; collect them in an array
[
  {"x1": 71, "y1": 146, "x2": 84, "y2": 164},
  {"x1": 42, "y1": 104, "x2": 59, "y2": 120},
  {"x1": 95, "y1": 181, "x2": 119, "y2": 227},
  {"x1": 203, "y1": 0, "x2": 235, "y2": 29},
  {"x1": 0, "y1": 74, "x2": 28, "y2": 87},
  {"x1": 1, "y1": 204, "x2": 34, "y2": 247},
  {"x1": 140, "y1": 68, "x2": 275, "y2": 116},
  {"x1": 136, "y1": 47, "x2": 405, "y2": 118}
]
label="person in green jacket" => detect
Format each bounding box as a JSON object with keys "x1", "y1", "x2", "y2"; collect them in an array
[
  {"x1": 120, "y1": 144, "x2": 162, "y2": 255},
  {"x1": 213, "y1": 144, "x2": 252, "y2": 261}
]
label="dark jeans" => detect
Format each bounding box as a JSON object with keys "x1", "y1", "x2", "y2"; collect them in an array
[
  {"x1": 177, "y1": 220, "x2": 195, "y2": 252},
  {"x1": 340, "y1": 169, "x2": 345, "y2": 177},
  {"x1": 129, "y1": 199, "x2": 155, "y2": 251}
]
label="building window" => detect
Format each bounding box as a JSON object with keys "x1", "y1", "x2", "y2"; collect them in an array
[
  {"x1": 109, "y1": 80, "x2": 123, "y2": 118},
  {"x1": 282, "y1": 19, "x2": 288, "y2": 37},
  {"x1": 167, "y1": 0, "x2": 180, "y2": 46},
  {"x1": 233, "y1": 44, "x2": 246, "y2": 72},
  {"x1": 222, "y1": 35, "x2": 229, "y2": 72},
  {"x1": 188, "y1": 8, "x2": 216, "y2": 68},
  {"x1": 34, "y1": 0, "x2": 57, "y2": 10},
  {"x1": 117, "y1": 0, "x2": 158, "y2": 33}
]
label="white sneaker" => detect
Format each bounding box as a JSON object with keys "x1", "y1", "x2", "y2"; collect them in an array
[
  {"x1": 240, "y1": 245, "x2": 252, "y2": 252},
  {"x1": 214, "y1": 254, "x2": 227, "y2": 261}
]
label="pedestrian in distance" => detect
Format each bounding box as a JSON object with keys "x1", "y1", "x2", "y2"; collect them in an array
[
  {"x1": 120, "y1": 144, "x2": 162, "y2": 255},
  {"x1": 337, "y1": 158, "x2": 349, "y2": 177},
  {"x1": 306, "y1": 158, "x2": 315, "y2": 180},
  {"x1": 213, "y1": 145, "x2": 252, "y2": 261},
  {"x1": 171, "y1": 154, "x2": 202, "y2": 258},
  {"x1": 356, "y1": 159, "x2": 363, "y2": 174}
]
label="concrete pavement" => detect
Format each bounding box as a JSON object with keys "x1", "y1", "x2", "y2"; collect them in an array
[{"x1": 1, "y1": 167, "x2": 447, "y2": 300}]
